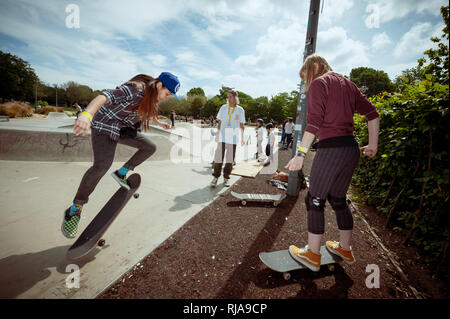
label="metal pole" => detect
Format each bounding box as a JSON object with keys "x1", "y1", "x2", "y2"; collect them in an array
[{"x1": 287, "y1": 0, "x2": 321, "y2": 196}]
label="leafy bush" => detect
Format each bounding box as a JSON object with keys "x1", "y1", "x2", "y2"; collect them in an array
[
  {"x1": 352, "y1": 77, "x2": 449, "y2": 278},
  {"x1": 36, "y1": 100, "x2": 48, "y2": 107}
]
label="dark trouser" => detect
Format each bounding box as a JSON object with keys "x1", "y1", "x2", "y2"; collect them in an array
[
  {"x1": 281, "y1": 130, "x2": 286, "y2": 144},
  {"x1": 306, "y1": 145, "x2": 360, "y2": 234},
  {"x1": 284, "y1": 133, "x2": 293, "y2": 148},
  {"x1": 73, "y1": 129, "x2": 156, "y2": 205},
  {"x1": 213, "y1": 142, "x2": 237, "y2": 179}
]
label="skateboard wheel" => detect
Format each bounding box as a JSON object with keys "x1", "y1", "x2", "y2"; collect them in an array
[
  {"x1": 241, "y1": 200, "x2": 246, "y2": 206},
  {"x1": 98, "y1": 239, "x2": 106, "y2": 247},
  {"x1": 283, "y1": 272, "x2": 291, "y2": 281},
  {"x1": 134, "y1": 193, "x2": 139, "y2": 199},
  {"x1": 273, "y1": 201, "x2": 278, "y2": 207},
  {"x1": 328, "y1": 264, "x2": 335, "y2": 272}
]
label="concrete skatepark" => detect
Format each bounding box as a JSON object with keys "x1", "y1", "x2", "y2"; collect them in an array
[{"x1": 0, "y1": 114, "x2": 260, "y2": 298}]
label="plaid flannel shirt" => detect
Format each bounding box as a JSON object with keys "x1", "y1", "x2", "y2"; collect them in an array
[{"x1": 92, "y1": 83, "x2": 144, "y2": 141}]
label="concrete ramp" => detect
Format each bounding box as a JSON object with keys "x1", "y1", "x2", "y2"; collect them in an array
[
  {"x1": 0, "y1": 127, "x2": 191, "y2": 162},
  {"x1": 46, "y1": 112, "x2": 69, "y2": 119}
]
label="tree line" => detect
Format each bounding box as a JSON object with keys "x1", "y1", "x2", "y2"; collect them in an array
[{"x1": 2, "y1": 49, "x2": 399, "y2": 121}]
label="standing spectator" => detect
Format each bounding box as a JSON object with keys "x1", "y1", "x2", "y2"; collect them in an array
[
  {"x1": 255, "y1": 118, "x2": 266, "y2": 162},
  {"x1": 74, "y1": 103, "x2": 83, "y2": 118},
  {"x1": 284, "y1": 117, "x2": 295, "y2": 149},
  {"x1": 211, "y1": 90, "x2": 245, "y2": 188},
  {"x1": 265, "y1": 123, "x2": 275, "y2": 165},
  {"x1": 170, "y1": 110, "x2": 176, "y2": 128}
]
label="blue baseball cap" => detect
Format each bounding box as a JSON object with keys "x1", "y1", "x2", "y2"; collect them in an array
[{"x1": 158, "y1": 72, "x2": 180, "y2": 100}]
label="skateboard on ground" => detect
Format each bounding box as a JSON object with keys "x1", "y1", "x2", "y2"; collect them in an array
[
  {"x1": 67, "y1": 173, "x2": 141, "y2": 260},
  {"x1": 259, "y1": 245, "x2": 342, "y2": 280},
  {"x1": 231, "y1": 191, "x2": 286, "y2": 207}
]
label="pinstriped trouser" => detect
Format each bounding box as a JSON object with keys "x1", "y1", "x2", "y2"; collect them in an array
[{"x1": 307, "y1": 145, "x2": 360, "y2": 234}]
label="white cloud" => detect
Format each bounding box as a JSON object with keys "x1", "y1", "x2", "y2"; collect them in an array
[
  {"x1": 319, "y1": 0, "x2": 355, "y2": 26},
  {"x1": 146, "y1": 53, "x2": 168, "y2": 67},
  {"x1": 229, "y1": 20, "x2": 305, "y2": 97},
  {"x1": 382, "y1": 61, "x2": 419, "y2": 81},
  {"x1": 206, "y1": 18, "x2": 243, "y2": 38},
  {"x1": 0, "y1": 0, "x2": 444, "y2": 99},
  {"x1": 235, "y1": 22, "x2": 304, "y2": 72},
  {"x1": 316, "y1": 27, "x2": 370, "y2": 74},
  {"x1": 371, "y1": 32, "x2": 393, "y2": 50},
  {"x1": 393, "y1": 22, "x2": 443, "y2": 58},
  {"x1": 364, "y1": 0, "x2": 445, "y2": 28}
]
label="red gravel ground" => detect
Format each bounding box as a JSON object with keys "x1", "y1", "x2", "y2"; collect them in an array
[{"x1": 98, "y1": 145, "x2": 448, "y2": 300}]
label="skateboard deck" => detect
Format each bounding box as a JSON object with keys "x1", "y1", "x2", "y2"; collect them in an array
[
  {"x1": 231, "y1": 191, "x2": 286, "y2": 207},
  {"x1": 259, "y1": 245, "x2": 342, "y2": 279},
  {"x1": 231, "y1": 160, "x2": 264, "y2": 178},
  {"x1": 67, "y1": 173, "x2": 141, "y2": 260}
]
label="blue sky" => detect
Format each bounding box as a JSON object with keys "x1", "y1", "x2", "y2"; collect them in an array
[{"x1": 0, "y1": 0, "x2": 446, "y2": 98}]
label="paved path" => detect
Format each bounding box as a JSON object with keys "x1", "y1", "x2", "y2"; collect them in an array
[{"x1": 0, "y1": 117, "x2": 264, "y2": 298}]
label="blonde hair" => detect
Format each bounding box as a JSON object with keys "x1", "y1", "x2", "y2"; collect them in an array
[
  {"x1": 227, "y1": 90, "x2": 240, "y2": 105},
  {"x1": 299, "y1": 54, "x2": 333, "y2": 92}
]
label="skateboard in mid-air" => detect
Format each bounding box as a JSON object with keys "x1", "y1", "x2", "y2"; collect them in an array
[
  {"x1": 67, "y1": 173, "x2": 141, "y2": 260},
  {"x1": 259, "y1": 245, "x2": 342, "y2": 280},
  {"x1": 231, "y1": 191, "x2": 286, "y2": 207}
]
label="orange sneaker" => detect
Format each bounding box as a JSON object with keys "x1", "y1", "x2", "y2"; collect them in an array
[
  {"x1": 326, "y1": 241, "x2": 356, "y2": 265},
  {"x1": 289, "y1": 245, "x2": 321, "y2": 272}
]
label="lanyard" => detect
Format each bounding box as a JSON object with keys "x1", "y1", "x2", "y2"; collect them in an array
[{"x1": 227, "y1": 104, "x2": 236, "y2": 121}]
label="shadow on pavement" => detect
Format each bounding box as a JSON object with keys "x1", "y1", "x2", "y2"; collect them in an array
[
  {"x1": 169, "y1": 185, "x2": 225, "y2": 212},
  {"x1": 0, "y1": 245, "x2": 100, "y2": 298},
  {"x1": 215, "y1": 195, "x2": 299, "y2": 298},
  {"x1": 254, "y1": 263, "x2": 354, "y2": 299}
]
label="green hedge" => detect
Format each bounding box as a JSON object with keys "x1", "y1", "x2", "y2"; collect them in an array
[{"x1": 352, "y1": 77, "x2": 449, "y2": 279}]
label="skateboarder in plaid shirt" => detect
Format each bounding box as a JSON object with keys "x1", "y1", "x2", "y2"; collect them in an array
[
  {"x1": 285, "y1": 55, "x2": 380, "y2": 271},
  {"x1": 62, "y1": 72, "x2": 180, "y2": 238}
]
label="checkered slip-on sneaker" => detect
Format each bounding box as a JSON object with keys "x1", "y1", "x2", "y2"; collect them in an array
[
  {"x1": 112, "y1": 170, "x2": 131, "y2": 190},
  {"x1": 61, "y1": 207, "x2": 81, "y2": 239}
]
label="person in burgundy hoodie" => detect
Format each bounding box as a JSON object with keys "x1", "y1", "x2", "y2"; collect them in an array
[{"x1": 285, "y1": 54, "x2": 380, "y2": 271}]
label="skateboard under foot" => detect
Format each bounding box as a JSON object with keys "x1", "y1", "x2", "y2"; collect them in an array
[
  {"x1": 67, "y1": 173, "x2": 141, "y2": 260},
  {"x1": 259, "y1": 245, "x2": 342, "y2": 280}
]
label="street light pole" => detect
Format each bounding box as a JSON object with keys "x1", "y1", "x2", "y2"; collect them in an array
[{"x1": 287, "y1": 0, "x2": 321, "y2": 196}]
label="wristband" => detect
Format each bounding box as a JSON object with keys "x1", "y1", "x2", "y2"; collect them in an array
[
  {"x1": 296, "y1": 151, "x2": 306, "y2": 158},
  {"x1": 298, "y1": 146, "x2": 309, "y2": 154},
  {"x1": 81, "y1": 111, "x2": 93, "y2": 121}
]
